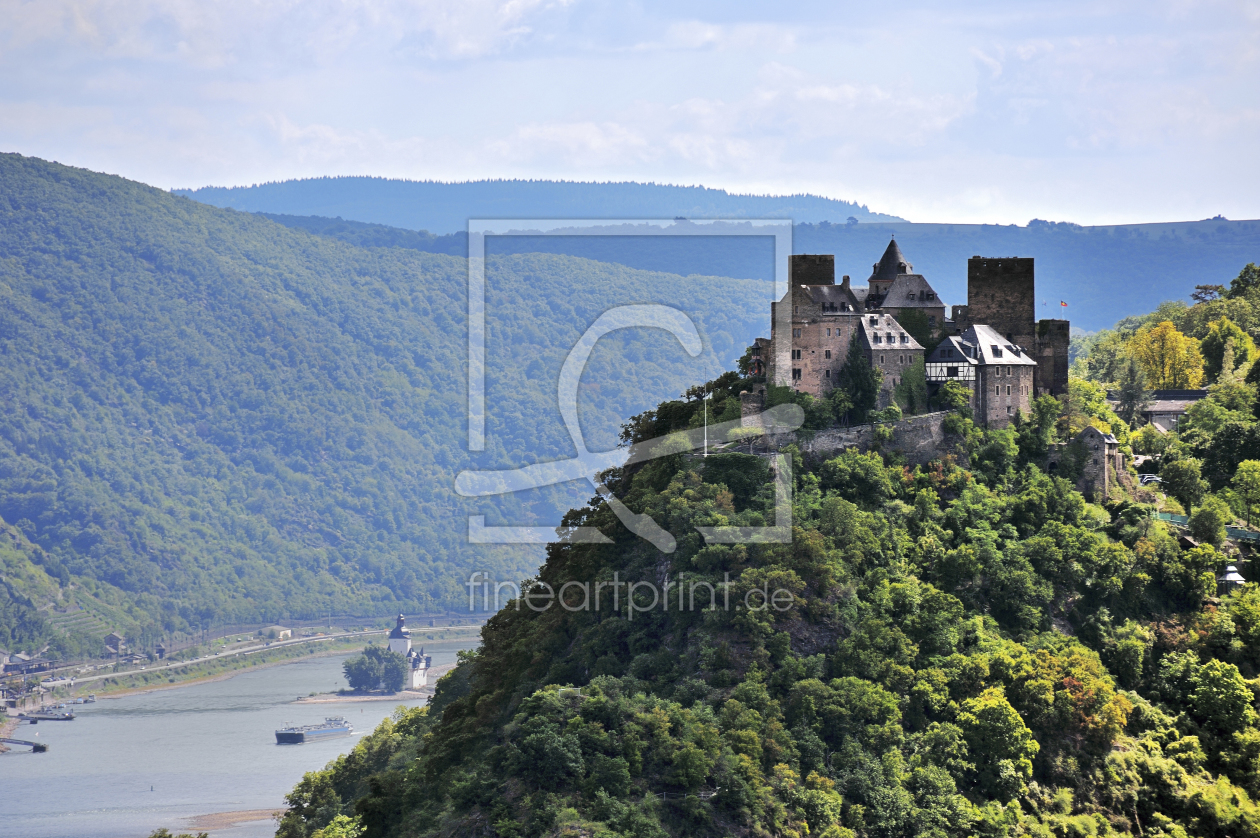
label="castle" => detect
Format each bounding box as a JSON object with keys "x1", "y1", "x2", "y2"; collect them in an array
[
  {"x1": 387, "y1": 614, "x2": 431, "y2": 690},
  {"x1": 762, "y1": 239, "x2": 1069, "y2": 428}
]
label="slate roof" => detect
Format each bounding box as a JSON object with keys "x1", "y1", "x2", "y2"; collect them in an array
[
  {"x1": 883, "y1": 273, "x2": 945, "y2": 309},
  {"x1": 802, "y1": 283, "x2": 860, "y2": 312},
  {"x1": 856, "y1": 313, "x2": 924, "y2": 351},
  {"x1": 389, "y1": 614, "x2": 411, "y2": 640},
  {"x1": 868, "y1": 237, "x2": 911, "y2": 283},
  {"x1": 959, "y1": 325, "x2": 1037, "y2": 366},
  {"x1": 1078, "y1": 425, "x2": 1119, "y2": 445},
  {"x1": 926, "y1": 335, "x2": 981, "y2": 366}
]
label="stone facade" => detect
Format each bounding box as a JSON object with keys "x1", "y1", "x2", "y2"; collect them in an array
[
  {"x1": 1048, "y1": 426, "x2": 1124, "y2": 499},
  {"x1": 791, "y1": 254, "x2": 837, "y2": 286},
  {"x1": 768, "y1": 248, "x2": 925, "y2": 402},
  {"x1": 857, "y1": 313, "x2": 925, "y2": 407},
  {"x1": 925, "y1": 325, "x2": 1036, "y2": 429},
  {"x1": 1037, "y1": 319, "x2": 1071, "y2": 398}
]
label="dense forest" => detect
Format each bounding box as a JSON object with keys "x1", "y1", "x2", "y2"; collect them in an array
[
  {"x1": 271, "y1": 264, "x2": 1260, "y2": 838},
  {"x1": 0, "y1": 154, "x2": 768, "y2": 655}
]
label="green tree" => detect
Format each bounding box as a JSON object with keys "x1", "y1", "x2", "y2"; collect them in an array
[
  {"x1": 836, "y1": 334, "x2": 881, "y2": 424},
  {"x1": 894, "y1": 357, "x2": 929, "y2": 415},
  {"x1": 932, "y1": 380, "x2": 972, "y2": 417},
  {"x1": 1232, "y1": 460, "x2": 1260, "y2": 525},
  {"x1": 896, "y1": 308, "x2": 938, "y2": 351},
  {"x1": 1071, "y1": 328, "x2": 1132, "y2": 387},
  {"x1": 314, "y1": 816, "x2": 364, "y2": 838},
  {"x1": 1131, "y1": 423, "x2": 1170, "y2": 456},
  {"x1": 1161, "y1": 457, "x2": 1207, "y2": 513},
  {"x1": 343, "y1": 653, "x2": 382, "y2": 692},
  {"x1": 276, "y1": 770, "x2": 340, "y2": 838},
  {"x1": 956, "y1": 687, "x2": 1038, "y2": 801},
  {"x1": 1191, "y1": 659, "x2": 1258, "y2": 737},
  {"x1": 1189, "y1": 496, "x2": 1231, "y2": 547},
  {"x1": 343, "y1": 645, "x2": 408, "y2": 692},
  {"x1": 1201, "y1": 317, "x2": 1256, "y2": 383},
  {"x1": 820, "y1": 448, "x2": 894, "y2": 506},
  {"x1": 1228, "y1": 262, "x2": 1260, "y2": 299},
  {"x1": 1115, "y1": 357, "x2": 1151, "y2": 427},
  {"x1": 1014, "y1": 395, "x2": 1059, "y2": 464}
]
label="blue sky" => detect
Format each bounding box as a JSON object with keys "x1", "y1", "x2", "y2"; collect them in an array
[{"x1": 1, "y1": 0, "x2": 1257, "y2": 224}]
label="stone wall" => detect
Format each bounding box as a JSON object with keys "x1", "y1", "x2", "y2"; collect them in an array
[{"x1": 765, "y1": 411, "x2": 952, "y2": 466}]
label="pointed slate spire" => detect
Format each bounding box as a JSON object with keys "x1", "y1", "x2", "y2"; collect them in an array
[{"x1": 869, "y1": 236, "x2": 912, "y2": 283}]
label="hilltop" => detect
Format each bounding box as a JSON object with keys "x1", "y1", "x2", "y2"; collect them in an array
[
  {"x1": 175, "y1": 178, "x2": 903, "y2": 233},
  {"x1": 274, "y1": 352, "x2": 1260, "y2": 838}
]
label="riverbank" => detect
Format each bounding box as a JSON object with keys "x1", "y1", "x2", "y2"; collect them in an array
[
  {"x1": 31, "y1": 627, "x2": 480, "y2": 703},
  {"x1": 0, "y1": 715, "x2": 17, "y2": 753},
  {"x1": 97, "y1": 642, "x2": 369, "y2": 700},
  {"x1": 293, "y1": 663, "x2": 457, "y2": 703},
  {"x1": 184, "y1": 808, "x2": 286, "y2": 832},
  {"x1": 2, "y1": 648, "x2": 481, "y2": 838}
]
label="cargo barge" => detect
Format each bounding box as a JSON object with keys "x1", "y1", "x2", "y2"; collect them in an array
[{"x1": 275, "y1": 717, "x2": 353, "y2": 744}]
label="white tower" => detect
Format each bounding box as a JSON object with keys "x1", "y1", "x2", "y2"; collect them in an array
[{"x1": 388, "y1": 614, "x2": 411, "y2": 656}]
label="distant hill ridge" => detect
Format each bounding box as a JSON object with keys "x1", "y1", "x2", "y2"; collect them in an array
[
  {"x1": 174, "y1": 177, "x2": 903, "y2": 233},
  {"x1": 254, "y1": 210, "x2": 1260, "y2": 331}
]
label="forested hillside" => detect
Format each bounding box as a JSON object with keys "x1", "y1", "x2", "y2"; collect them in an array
[
  {"x1": 276, "y1": 348, "x2": 1260, "y2": 838},
  {"x1": 0, "y1": 154, "x2": 767, "y2": 654}
]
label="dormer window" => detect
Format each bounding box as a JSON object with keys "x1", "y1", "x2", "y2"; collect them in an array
[
  {"x1": 900, "y1": 334, "x2": 908, "y2": 344},
  {"x1": 992, "y1": 346, "x2": 1003, "y2": 358},
  {"x1": 870, "y1": 316, "x2": 878, "y2": 325},
  {"x1": 873, "y1": 334, "x2": 882, "y2": 344}
]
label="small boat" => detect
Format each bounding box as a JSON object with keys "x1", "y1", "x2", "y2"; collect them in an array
[
  {"x1": 275, "y1": 717, "x2": 353, "y2": 744},
  {"x1": 19, "y1": 709, "x2": 75, "y2": 721}
]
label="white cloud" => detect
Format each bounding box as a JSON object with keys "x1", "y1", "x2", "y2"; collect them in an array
[{"x1": 0, "y1": 0, "x2": 1257, "y2": 223}]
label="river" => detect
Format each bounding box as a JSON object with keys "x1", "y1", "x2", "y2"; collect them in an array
[{"x1": 0, "y1": 641, "x2": 477, "y2": 838}]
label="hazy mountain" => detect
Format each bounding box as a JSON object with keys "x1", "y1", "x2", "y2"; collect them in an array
[
  {"x1": 174, "y1": 177, "x2": 903, "y2": 233},
  {"x1": 254, "y1": 213, "x2": 1260, "y2": 332}
]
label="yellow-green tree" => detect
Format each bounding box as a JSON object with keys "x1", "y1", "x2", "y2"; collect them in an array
[{"x1": 1128, "y1": 321, "x2": 1204, "y2": 388}]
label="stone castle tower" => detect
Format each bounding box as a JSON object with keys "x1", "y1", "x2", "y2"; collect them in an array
[{"x1": 953, "y1": 256, "x2": 1069, "y2": 397}]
